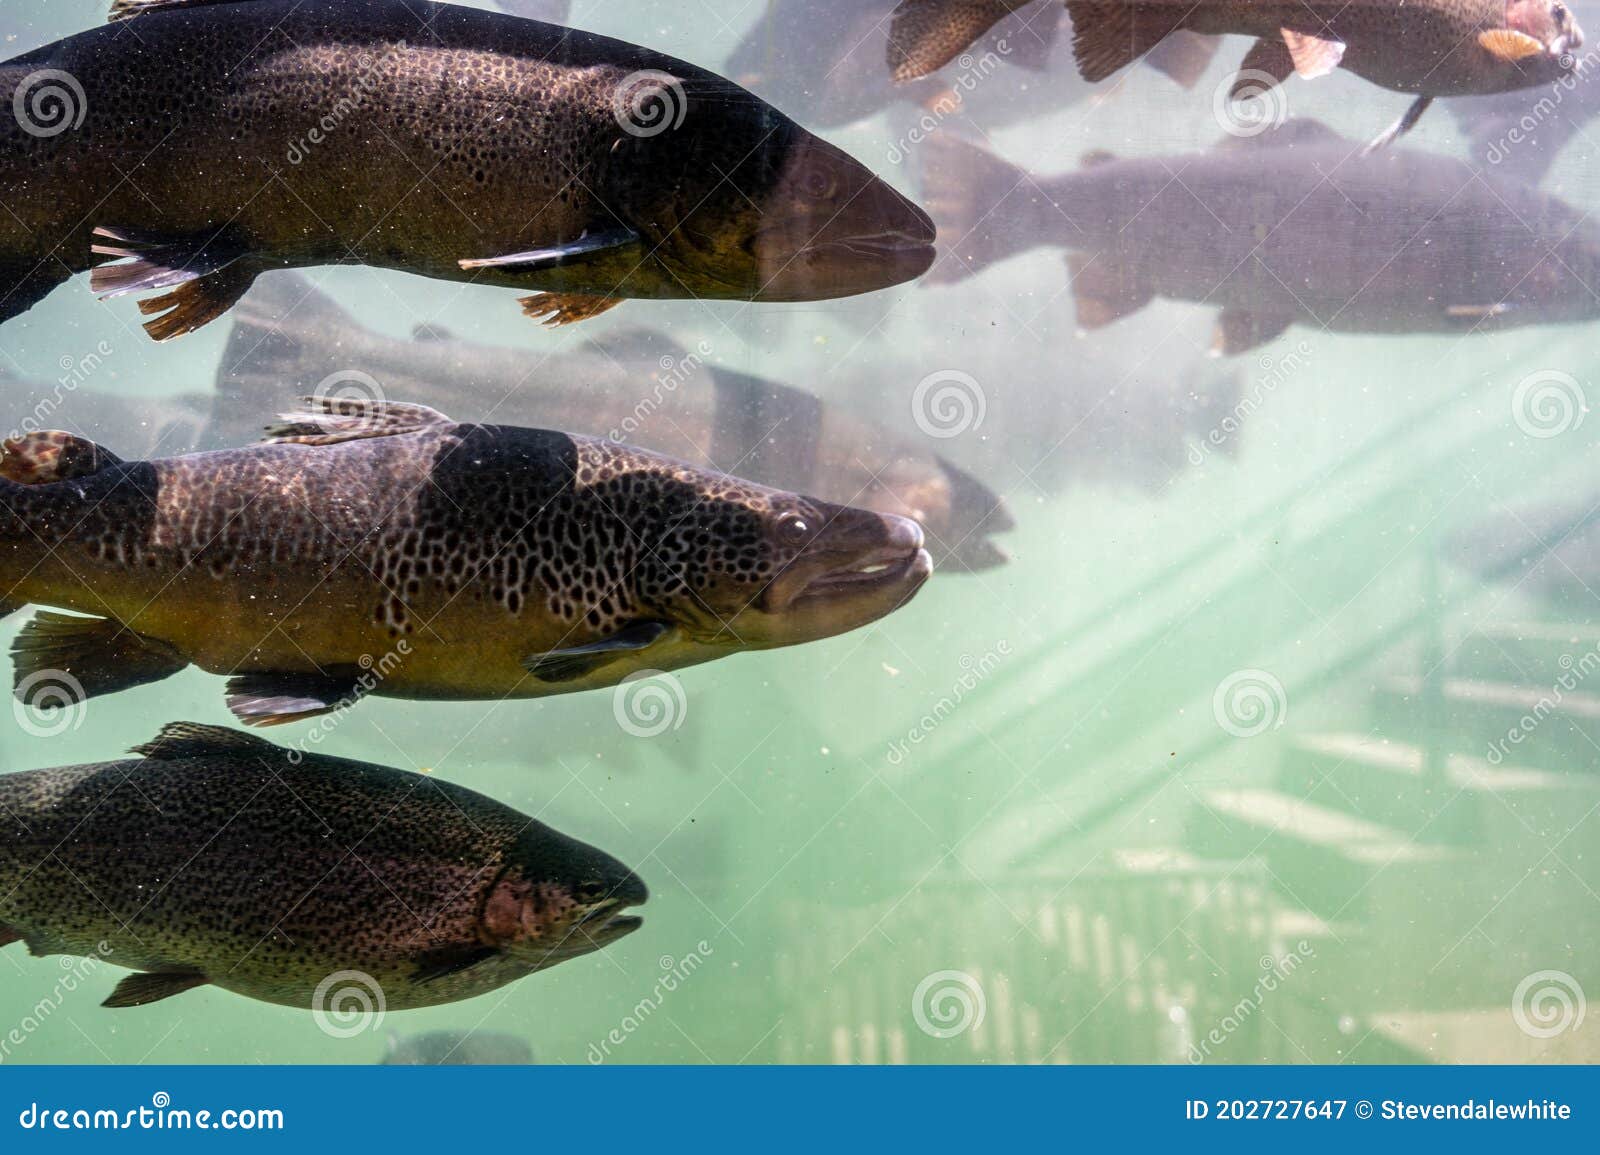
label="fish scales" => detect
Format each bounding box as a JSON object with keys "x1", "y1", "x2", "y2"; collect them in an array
[{"x1": 0, "y1": 725, "x2": 646, "y2": 1010}]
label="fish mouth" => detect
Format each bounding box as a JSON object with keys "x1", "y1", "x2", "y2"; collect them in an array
[
  {"x1": 794, "y1": 540, "x2": 934, "y2": 605},
  {"x1": 569, "y1": 898, "x2": 645, "y2": 951}
]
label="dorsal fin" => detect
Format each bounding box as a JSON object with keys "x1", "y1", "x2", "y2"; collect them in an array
[
  {"x1": 109, "y1": 0, "x2": 254, "y2": 22},
  {"x1": 262, "y1": 397, "x2": 454, "y2": 446},
  {"x1": 1, "y1": 431, "x2": 124, "y2": 485},
  {"x1": 132, "y1": 722, "x2": 281, "y2": 760}
]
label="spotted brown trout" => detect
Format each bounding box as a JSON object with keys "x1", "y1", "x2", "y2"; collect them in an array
[
  {"x1": 0, "y1": 722, "x2": 646, "y2": 1010},
  {"x1": 206, "y1": 273, "x2": 1014, "y2": 574},
  {"x1": 886, "y1": 0, "x2": 1583, "y2": 143},
  {"x1": 0, "y1": 0, "x2": 935, "y2": 340},
  {"x1": 0, "y1": 396, "x2": 931, "y2": 726}
]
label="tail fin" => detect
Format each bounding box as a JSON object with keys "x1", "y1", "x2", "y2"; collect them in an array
[
  {"x1": 218, "y1": 272, "x2": 355, "y2": 395},
  {"x1": 918, "y1": 133, "x2": 1053, "y2": 284},
  {"x1": 1064, "y1": 2, "x2": 1190, "y2": 82}
]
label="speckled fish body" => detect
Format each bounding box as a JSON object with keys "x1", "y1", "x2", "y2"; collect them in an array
[
  {"x1": 207, "y1": 274, "x2": 1013, "y2": 573},
  {"x1": 0, "y1": 723, "x2": 646, "y2": 1011},
  {"x1": 0, "y1": 0, "x2": 934, "y2": 339},
  {"x1": 0, "y1": 396, "x2": 930, "y2": 726}
]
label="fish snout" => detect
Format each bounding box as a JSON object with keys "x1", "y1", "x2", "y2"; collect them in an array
[{"x1": 750, "y1": 136, "x2": 936, "y2": 300}]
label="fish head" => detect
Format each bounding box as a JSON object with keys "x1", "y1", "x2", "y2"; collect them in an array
[
  {"x1": 1504, "y1": 0, "x2": 1584, "y2": 62},
  {"x1": 488, "y1": 831, "x2": 648, "y2": 969},
  {"x1": 617, "y1": 98, "x2": 935, "y2": 301},
  {"x1": 654, "y1": 484, "x2": 933, "y2": 647}
]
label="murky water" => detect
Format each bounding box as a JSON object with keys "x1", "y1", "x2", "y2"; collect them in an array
[{"x1": 1, "y1": 0, "x2": 1597, "y2": 1064}]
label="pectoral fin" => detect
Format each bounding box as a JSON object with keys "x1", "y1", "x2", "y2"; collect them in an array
[
  {"x1": 102, "y1": 969, "x2": 210, "y2": 1008},
  {"x1": 412, "y1": 944, "x2": 499, "y2": 984},
  {"x1": 1479, "y1": 28, "x2": 1547, "y2": 63},
  {"x1": 1280, "y1": 29, "x2": 1345, "y2": 78},
  {"x1": 519, "y1": 292, "x2": 624, "y2": 326},
  {"x1": 13, "y1": 612, "x2": 188, "y2": 704},
  {"x1": 1363, "y1": 95, "x2": 1434, "y2": 153},
  {"x1": 224, "y1": 672, "x2": 370, "y2": 727},
  {"x1": 90, "y1": 226, "x2": 259, "y2": 341},
  {"x1": 1212, "y1": 309, "x2": 1293, "y2": 356},
  {"x1": 1067, "y1": 252, "x2": 1152, "y2": 331},
  {"x1": 523, "y1": 620, "x2": 671, "y2": 683},
  {"x1": 460, "y1": 228, "x2": 641, "y2": 273}
]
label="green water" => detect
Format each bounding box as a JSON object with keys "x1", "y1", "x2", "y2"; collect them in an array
[{"x1": 2, "y1": 0, "x2": 1598, "y2": 1065}]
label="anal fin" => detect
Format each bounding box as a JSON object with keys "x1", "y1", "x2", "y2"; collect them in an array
[
  {"x1": 518, "y1": 292, "x2": 623, "y2": 327},
  {"x1": 102, "y1": 969, "x2": 209, "y2": 1008},
  {"x1": 1067, "y1": 252, "x2": 1153, "y2": 331},
  {"x1": 90, "y1": 226, "x2": 259, "y2": 341},
  {"x1": 13, "y1": 612, "x2": 188, "y2": 704},
  {"x1": 225, "y1": 671, "x2": 370, "y2": 727}
]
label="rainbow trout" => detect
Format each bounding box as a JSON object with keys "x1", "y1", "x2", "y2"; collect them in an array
[
  {"x1": 920, "y1": 121, "x2": 1600, "y2": 351},
  {"x1": 209, "y1": 273, "x2": 1013, "y2": 573},
  {"x1": 887, "y1": 0, "x2": 1582, "y2": 142},
  {"x1": 0, "y1": 396, "x2": 930, "y2": 726},
  {"x1": 0, "y1": 722, "x2": 646, "y2": 1010},
  {"x1": 0, "y1": 0, "x2": 934, "y2": 340}
]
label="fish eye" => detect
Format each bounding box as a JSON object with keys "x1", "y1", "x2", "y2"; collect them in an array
[
  {"x1": 777, "y1": 512, "x2": 810, "y2": 541},
  {"x1": 802, "y1": 169, "x2": 837, "y2": 200}
]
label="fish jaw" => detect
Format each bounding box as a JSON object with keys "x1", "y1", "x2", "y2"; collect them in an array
[
  {"x1": 743, "y1": 509, "x2": 933, "y2": 645},
  {"x1": 746, "y1": 136, "x2": 936, "y2": 300}
]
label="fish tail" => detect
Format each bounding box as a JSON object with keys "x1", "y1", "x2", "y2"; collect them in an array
[
  {"x1": 216, "y1": 272, "x2": 355, "y2": 400},
  {"x1": 1064, "y1": 2, "x2": 1191, "y2": 82},
  {"x1": 920, "y1": 133, "x2": 1064, "y2": 285}
]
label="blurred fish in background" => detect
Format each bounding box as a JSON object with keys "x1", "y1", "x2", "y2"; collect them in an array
[
  {"x1": 916, "y1": 121, "x2": 1600, "y2": 353},
  {"x1": 381, "y1": 1031, "x2": 537, "y2": 1065},
  {"x1": 727, "y1": 0, "x2": 1215, "y2": 130},
  {"x1": 1446, "y1": 489, "x2": 1600, "y2": 605},
  {"x1": 210, "y1": 274, "x2": 1015, "y2": 574}
]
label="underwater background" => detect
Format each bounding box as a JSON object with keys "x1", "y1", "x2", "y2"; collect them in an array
[{"x1": 1, "y1": 0, "x2": 1597, "y2": 1063}]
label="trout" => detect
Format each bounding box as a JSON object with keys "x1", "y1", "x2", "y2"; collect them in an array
[
  {"x1": 887, "y1": 0, "x2": 1583, "y2": 143},
  {"x1": 0, "y1": 722, "x2": 646, "y2": 1010},
  {"x1": 0, "y1": 396, "x2": 931, "y2": 726},
  {"x1": 208, "y1": 273, "x2": 1013, "y2": 573},
  {"x1": 918, "y1": 121, "x2": 1600, "y2": 351},
  {"x1": 0, "y1": 0, "x2": 934, "y2": 340}
]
